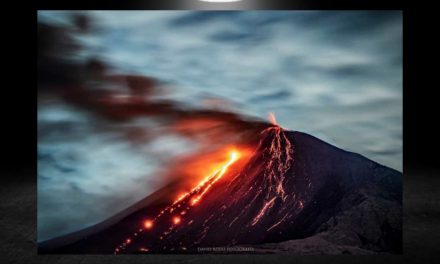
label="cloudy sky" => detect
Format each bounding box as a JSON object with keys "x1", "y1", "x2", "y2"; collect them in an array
[{"x1": 38, "y1": 11, "x2": 402, "y2": 241}]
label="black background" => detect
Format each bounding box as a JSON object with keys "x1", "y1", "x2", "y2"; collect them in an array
[{"x1": 2, "y1": 0, "x2": 438, "y2": 263}]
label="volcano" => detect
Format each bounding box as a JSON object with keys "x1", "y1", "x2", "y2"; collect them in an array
[{"x1": 38, "y1": 127, "x2": 402, "y2": 255}]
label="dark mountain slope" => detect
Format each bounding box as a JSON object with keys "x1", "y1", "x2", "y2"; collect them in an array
[{"x1": 39, "y1": 129, "x2": 401, "y2": 254}]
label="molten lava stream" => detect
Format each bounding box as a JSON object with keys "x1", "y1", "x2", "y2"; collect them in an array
[
  {"x1": 114, "y1": 113, "x2": 294, "y2": 254},
  {"x1": 248, "y1": 113, "x2": 294, "y2": 226},
  {"x1": 114, "y1": 148, "x2": 245, "y2": 254}
]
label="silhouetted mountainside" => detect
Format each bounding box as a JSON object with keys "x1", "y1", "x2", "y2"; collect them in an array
[{"x1": 39, "y1": 130, "x2": 401, "y2": 254}]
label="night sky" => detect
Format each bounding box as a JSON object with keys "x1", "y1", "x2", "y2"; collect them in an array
[{"x1": 38, "y1": 11, "x2": 402, "y2": 242}]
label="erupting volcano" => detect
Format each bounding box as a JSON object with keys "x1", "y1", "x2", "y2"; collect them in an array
[
  {"x1": 112, "y1": 148, "x2": 244, "y2": 254},
  {"x1": 109, "y1": 118, "x2": 301, "y2": 254},
  {"x1": 38, "y1": 17, "x2": 402, "y2": 255},
  {"x1": 39, "y1": 115, "x2": 402, "y2": 254}
]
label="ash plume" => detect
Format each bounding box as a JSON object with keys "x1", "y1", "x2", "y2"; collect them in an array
[{"x1": 38, "y1": 14, "x2": 272, "y2": 190}]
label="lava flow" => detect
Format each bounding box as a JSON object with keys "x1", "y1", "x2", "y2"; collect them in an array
[
  {"x1": 113, "y1": 114, "x2": 298, "y2": 254},
  {"x1": 38, "y1": 113, "x2": 403, "y2": 254},
  {"x1": 249, "y1": 114, "x2": 294, "y2": 226},
  {"x1": 113, "y1": 148, "x2": 245, "y2": 254}
]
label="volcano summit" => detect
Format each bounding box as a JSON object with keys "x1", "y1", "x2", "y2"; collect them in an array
[{"x1": 39, "y1": 126, "x2": 402, "y2": 255}]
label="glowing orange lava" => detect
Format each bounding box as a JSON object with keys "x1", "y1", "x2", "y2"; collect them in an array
[
  {"x1": 113, "y1": 112, "x2": 298, "y2": 254},
  {"x1": 114, "y1": 148, "x2": 246, "y2": 254},
  {"x1": 249, "y1": 112, "x2": 294, "y2": 226},
  {"x1": 186, "y1": 150, "x2": 240, "y2": 206},
  {"x1": 172, "y1": 216, "x2": 181, "y2": 225},
  {"x1": 143, "y1": 220, "x2": 153, "y2": 229}
]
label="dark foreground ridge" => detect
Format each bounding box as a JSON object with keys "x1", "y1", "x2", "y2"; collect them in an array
[{"x1": 39, "y1": 130, "x2": 402, "y2": 254}]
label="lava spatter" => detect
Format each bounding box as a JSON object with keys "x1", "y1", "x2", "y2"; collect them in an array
[{"x1": 114, "y1": 149, "x2": 243, "y2": 254}]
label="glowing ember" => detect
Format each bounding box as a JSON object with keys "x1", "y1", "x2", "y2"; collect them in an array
[
  {"x1": 143, "y1": 220, "x2": 153, "y2": 229},
  {"x1": 172, "y1": 216, "x2": 181, "y2": 225}
]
